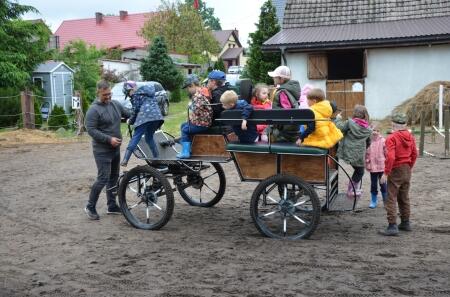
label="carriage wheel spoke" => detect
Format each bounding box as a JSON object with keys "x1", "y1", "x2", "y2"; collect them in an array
[
  {"x1": 283, "y1": 218, "x2": 287, "y2": 235},
  {"x1": 203, "y1": 182, "x2": 218, "y2": 195},
  {"x1": 292, "y1": 214, "x2": 309, "y2": 225},
  {"x1": 203, "y1": 171, "x2": 218, "y2": 180},
  {"x1": 148, "y1": 201, "x2": 162, "y2": 211},
  {"x1": 293, "y1": 199, "x2": 309, "y2": 207},
  {"x1": 283, "y1": 185, "x2": 288, "y2": 200},
  {"x1": 266, "y1": 195, "x2": 279, "y2": 204},
  {"x1": 261, "y1": 210, "x2": 278, "y2": 217}
]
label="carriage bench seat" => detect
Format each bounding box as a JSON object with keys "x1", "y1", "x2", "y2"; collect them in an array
[
  {"x1": 226, "y1": 142, "x2": 327, "y2": 155},
  {"x1": 270, "y1": 143, "x2": 328, "y2": 155},
  {"x1": 226, "y1": 142, "x2": 270, "y2": 153}
]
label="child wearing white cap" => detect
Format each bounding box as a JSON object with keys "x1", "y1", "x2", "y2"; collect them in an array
[{"x1": 267, "y1": 65, "x2": 301, "y2": 142}]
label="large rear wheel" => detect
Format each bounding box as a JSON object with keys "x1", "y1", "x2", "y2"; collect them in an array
[
  {"x1": 250, "y1": 174, "x2": 320, "y2": 240},
  {"x1": 118, "y1": 165, "x2": 174, "y2": 230}
]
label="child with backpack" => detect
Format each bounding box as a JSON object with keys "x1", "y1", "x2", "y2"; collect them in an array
[
  {"x1": 335, "y1": 105, "x2": 372, "y2": 199},
  {"x1": 121, "y1": 82, "x2": 164, "y2": 167}
]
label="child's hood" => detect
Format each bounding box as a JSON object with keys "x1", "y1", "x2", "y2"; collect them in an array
[
  {"x1": 134, "y1": 84, "x2": 155, "y2": 98},
  {"x1": 278, "y1": 80, "x2": 300, "y2": 99},
  {"x1": 311, "y1": 100, "x2": 332, "y2": 118},
  {"x1": 393, "y1": 130, "x2": 415, "y2": 148},
  {"x1": 348, "y1": 119, "x2": 372, "y2": 139}
]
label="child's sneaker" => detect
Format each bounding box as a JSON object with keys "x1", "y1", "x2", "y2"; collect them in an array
[{"x1": 398, "y1": 221, "x2": 412, "y2": 231}]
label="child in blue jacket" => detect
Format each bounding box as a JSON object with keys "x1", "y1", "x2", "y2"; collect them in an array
[{"x1": 220, "y1": 90, "x2": 258, "y2": 143}]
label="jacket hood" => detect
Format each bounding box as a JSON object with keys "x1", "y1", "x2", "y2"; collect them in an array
[
  {"x1": 134, "y1": 84, "x2": 155, "y2": 97},
  {"x1": 312, "y1": 100, "x2": 332, "y2": 118},
  {"x1": 395, "y1": 130, "x2": 414, "y2": 148},
  {"x1": 348, "y1": 118, "x2": 372, "y2": 139},
  {"x1": 278, "y1": 80, "x2": 300, "y2": 100}
]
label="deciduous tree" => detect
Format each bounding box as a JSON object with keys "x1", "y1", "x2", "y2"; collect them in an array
[
  {"x1": 0, "y1": 1, "x2": 51, "y2": 88},
  {"x1": 141, "y1": 1, "x2": 220, "y2": 64}
]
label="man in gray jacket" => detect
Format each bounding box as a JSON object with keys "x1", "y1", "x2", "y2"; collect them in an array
[{"x1": 84, "y1": 80, "x2": 131, "y2": 220}]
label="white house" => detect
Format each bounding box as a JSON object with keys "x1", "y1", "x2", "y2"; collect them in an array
[{"x1": 265, "y1": 0, "x2": 450, "y2": 119}]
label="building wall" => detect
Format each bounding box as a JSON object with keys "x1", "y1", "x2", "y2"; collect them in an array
[
  {"x1": 286, "y1": 44, "x2": 450, "y2": 119},
  {"x1": 365, "y1": 44, "x2": 450, "y2": 119}
]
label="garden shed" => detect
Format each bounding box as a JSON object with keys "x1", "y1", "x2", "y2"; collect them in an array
[{"x1": 32, "y1": 61, "x2": 75, "y2": 114}]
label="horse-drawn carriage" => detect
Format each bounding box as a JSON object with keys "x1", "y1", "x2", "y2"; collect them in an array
[{"x1": 117, "y1": 105, "x2": 358, "y2": 240}]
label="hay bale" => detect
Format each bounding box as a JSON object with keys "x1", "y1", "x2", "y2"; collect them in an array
[{"x1": 389, "y1": 81, "x2": 450, "y2": 125}]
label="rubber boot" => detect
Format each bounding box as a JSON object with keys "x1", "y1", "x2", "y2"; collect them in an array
[
  {"x1": 346, "y1": 181, "x2": 354, "y2": 199},
  {"x1": 120, "y1": 149, "x2": 133, "y2": 167},
  {"x1": 369, "y1": 193, "x2": 378, "y2": 209},
  {"x1": 176, "y1": 142, "x2": 191, "y2": 159}
]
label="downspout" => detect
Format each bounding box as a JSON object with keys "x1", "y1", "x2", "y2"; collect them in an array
[{"x1": 280, "y1": 46, "x2": 287, "y2": 66}]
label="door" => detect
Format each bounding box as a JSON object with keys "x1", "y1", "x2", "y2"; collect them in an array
[{"x1": 326, "y1": 79, "x2": 365, "y2": 118}]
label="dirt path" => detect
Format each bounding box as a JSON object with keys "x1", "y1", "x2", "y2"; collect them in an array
[{"x1": 0, "y1": 136, "x2": 449, "y2": 297}]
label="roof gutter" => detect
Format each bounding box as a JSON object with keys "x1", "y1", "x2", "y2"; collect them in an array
[{"x1": 262, "y1": 34, "x2": 450, "y2": 52}]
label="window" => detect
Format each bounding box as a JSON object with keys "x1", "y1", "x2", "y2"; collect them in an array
[
  {"x1": 33, "y1": 77, "x2": 43, "y2": 89},
  {"x1": 307, "y1": 54, "x2": 327, "y2": 79}
]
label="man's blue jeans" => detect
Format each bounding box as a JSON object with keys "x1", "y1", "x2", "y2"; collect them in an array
[
  {"x1": 127, "y1": 121, "x2": 161, "y2": 158},
  {"x1": 180, "y1": 122, "x2": 209, "y2": 142}
]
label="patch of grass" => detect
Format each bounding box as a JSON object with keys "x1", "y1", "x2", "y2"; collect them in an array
[{"x1": 162, "y1": 92, "x2": 189, "y2": 136}]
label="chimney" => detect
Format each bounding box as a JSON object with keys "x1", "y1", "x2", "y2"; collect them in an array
[
  {"x1": 233, "y1": 28, "x2": 239, "y2": 40},
  {"x1": 120, "y1": 10, "x2": 128, "y2": 20},
  {"x1": 95, "y1": 12, "x2": 103, "y2": 24}
]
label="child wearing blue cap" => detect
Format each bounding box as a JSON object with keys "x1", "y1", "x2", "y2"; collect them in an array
[
  {"x1": 207, "y1": 70, "x2": 231, "y2": 120},
  {"x1": 177, "y1": 74, "x2": 213, "y2": 159}
]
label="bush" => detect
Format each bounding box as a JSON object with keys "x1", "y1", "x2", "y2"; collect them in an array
[
  {"x1": 0, "y1": 88, "x2": 21, "y2": 128},
  {"x1": 213, "y1": 58, "x2": 226, "y2": 72},
  {"x1": 47, "y1": 105, "x2": 68, "y2": 130},
  {"x1": 171, "y1": 88, "x2": 182, "y2": 103}
]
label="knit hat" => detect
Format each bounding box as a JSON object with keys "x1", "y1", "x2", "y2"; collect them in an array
[
  {"x1": 268, "y1": 66, "x2": 291, "y2": 79},
  {"x1": 391, "y1": 112, "x2": 407, "y2": 124}
]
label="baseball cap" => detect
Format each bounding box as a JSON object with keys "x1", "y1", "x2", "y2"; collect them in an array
[
  {"x1": 268, "y1": 66, "x2": 291, "y2": 79},
  {"x1": 207, "y1": 70, "x2": 226, "y2": 80},
  {"x1": 391, "y1": 112, "x2": 407, "y2": 124},
  {"x1": 182, "y1": 74, "x2": 200, "y2": 89}
]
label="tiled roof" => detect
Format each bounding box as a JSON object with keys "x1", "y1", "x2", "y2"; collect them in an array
[
  {"x1": 212, "y1": 30, "x2": 242, "y2": 48},
  {"x1": 220, "y1": 47, "x2": 244, "y2": 60},
  {"x1": 283, "y1": 0, "x2": 450, "y2": 29},
  {"x1": 54, "y1": 13, "x2": 153, "y2": 50},
  {"x1": 264, "y1": 15, "x2": 450, "y2": 50}
]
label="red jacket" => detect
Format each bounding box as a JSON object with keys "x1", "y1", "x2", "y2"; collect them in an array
[{"x1": 384, "y1": 130, "x2": 417, "y2": 175}]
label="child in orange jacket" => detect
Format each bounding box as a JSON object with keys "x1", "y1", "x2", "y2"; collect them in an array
[{"x1": 250, "y1": 83, "x2": 271, "y2": 142}]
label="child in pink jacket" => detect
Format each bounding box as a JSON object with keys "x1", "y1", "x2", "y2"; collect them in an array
[{"x1": 365, "y1": 122, "x2": 387, "y2": 208}]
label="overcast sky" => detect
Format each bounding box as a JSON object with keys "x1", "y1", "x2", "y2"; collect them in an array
[{"x1": 20, "y1": 0, "x2": 266, "y2": 47}]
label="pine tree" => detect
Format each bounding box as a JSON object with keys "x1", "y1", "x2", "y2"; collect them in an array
[
  {"x1": 140, "y1": 36, "x2": 183, "y2": 92},
  {"x1": 47, "y1": 105, "x2": 68, "y2": 130},
  {"x1": 213, "y1": 58, "x2": 226, "y2": 72},
  {"x1": 246, "y1": 0, "x2": 281, "y2": 85}
]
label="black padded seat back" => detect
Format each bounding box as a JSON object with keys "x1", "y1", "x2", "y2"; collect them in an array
[{"x1": 215, "y1": 109, "x2": 315, "y2": 126}]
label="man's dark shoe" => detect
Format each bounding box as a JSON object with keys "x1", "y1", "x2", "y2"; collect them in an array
[
  {"x1": 107, "y1": 205, "x2": 122, "y2": 215},
  {"x1": 398, "y1": 221, "x2": 412, "y2": 231},
  {"x1": 85, "y1": 206, "x2": 100, "y2": 220},
  {"x1": 379, "y1": 223, "x2": 399, "y2": 236}
]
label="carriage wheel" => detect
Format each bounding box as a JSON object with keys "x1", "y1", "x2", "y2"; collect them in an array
[
  {"x1": 118, "y1": 165, "x2": 174, "y2": 230},
  {"x1": 176, "y1": 162, "x2": 226, "y2": 207},
  {"x1": 250, "y1": 174, "x2": 320, "y2": 240}
]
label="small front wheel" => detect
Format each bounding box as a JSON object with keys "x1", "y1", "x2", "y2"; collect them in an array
[
  {"x1": 250, "y1": 174, "x2": 320, "y2": 240},
  {"x1": 118, "y1": 165, "x2": 174, "y2": 230},
  {"x1": 176, "y1": 162, "x2": 226, "y2": 207}
]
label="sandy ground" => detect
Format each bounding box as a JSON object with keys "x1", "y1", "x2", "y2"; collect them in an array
[{"x1": 0, "y1": 131, "x2": 449, "y2": 297}]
